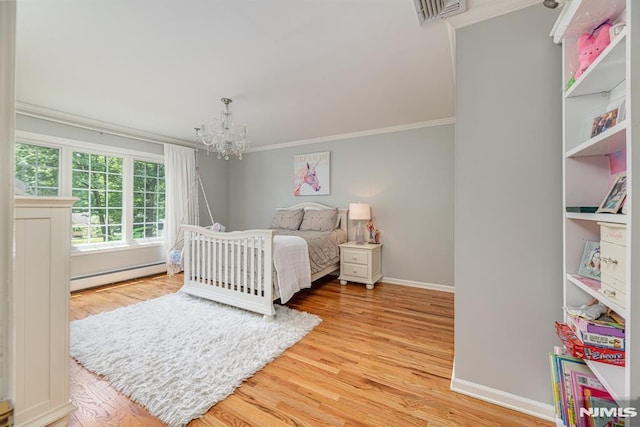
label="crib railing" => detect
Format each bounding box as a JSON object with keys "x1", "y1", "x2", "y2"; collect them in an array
[{"x1": 181, "y1": 225, "x2": 275, "y2": 317}]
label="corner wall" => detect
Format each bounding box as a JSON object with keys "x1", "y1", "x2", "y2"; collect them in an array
[
  {"x1": 452, "y1": 4, "x2": 563, "y2": 416},
  {"x1": 228, "y1": 125, "x2": 455, "y2": 288}
]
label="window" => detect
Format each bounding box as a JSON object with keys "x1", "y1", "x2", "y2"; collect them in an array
[
  {"x1": 15, "y1": 138, "x2": 165, "y2": 248},
  {"x1": 71, "y1": 152, "x2": 124, "y2": 244},
  {"x1": 15, "y1": 143, "x2": 60, "y2": 196},
  {"x1": 133, "y1": 160, "x2": 165, "y2": 239}
]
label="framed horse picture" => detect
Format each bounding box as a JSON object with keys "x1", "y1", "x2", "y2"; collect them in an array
[{"x1": 293, "y1": 151, "x2": 330, "y2": 196}]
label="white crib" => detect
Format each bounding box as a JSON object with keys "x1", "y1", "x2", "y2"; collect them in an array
[
  {"x1": 182, "y1": 227, "x2": 276, "y2": 317},
  {"x1": 180, "y1": 202, "x2": 348, "y2": 319}
]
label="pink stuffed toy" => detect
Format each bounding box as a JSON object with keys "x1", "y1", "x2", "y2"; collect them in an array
[{"x1": 575, "y1": 22, "x2": 612, "y2": 79}]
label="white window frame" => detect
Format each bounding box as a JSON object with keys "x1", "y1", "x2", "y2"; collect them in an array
[{"x1": 15, "y1": 131, "x2": 165, "y2": 253}]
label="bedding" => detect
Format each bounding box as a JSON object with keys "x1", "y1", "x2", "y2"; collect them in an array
[{"x1": 273, "y1": 228, "x2": 347, "y2": 274}]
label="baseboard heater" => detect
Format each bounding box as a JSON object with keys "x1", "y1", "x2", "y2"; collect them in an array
[{"x1": 70, "y1": 262, "x2": 167, "y2": 292}]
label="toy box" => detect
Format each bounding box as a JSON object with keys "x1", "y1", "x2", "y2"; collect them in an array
[
  {"x1": 567, "y1": 313, "x2": 624, "y2": 337},
  {"x1": 567, "y1": 314, "x2": 625, "y2": 351},
  {"x1": 555, "y1": 322, "x2": 625, "y2": 367}
]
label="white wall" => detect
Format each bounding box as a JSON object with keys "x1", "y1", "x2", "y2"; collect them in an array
[
  {"x1": 452, "y1": 4, "x2": 563, "y2": 416},
  {"x1": 0, "y1": 0, "x2": 16, "y2": 402},
  {"x1": 226, "y1": 125, "x2": 455, "y2": 287}
]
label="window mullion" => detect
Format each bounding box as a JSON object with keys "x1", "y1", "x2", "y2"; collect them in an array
[
  {"x1": 60, "y1": 145, "x2": 73, "y2": 197},
  {"x1": 123, "y1": 156, "x2": 133, "y2": 244}
]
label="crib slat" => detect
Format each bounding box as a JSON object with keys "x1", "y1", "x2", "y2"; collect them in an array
[{"x1": 243, "y1": 238, "x2": 248, "y2": 292}]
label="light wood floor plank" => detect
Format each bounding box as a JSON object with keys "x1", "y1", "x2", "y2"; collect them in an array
[{"x1": 67, "y1": 273, "x2": 553, "y2": 426}]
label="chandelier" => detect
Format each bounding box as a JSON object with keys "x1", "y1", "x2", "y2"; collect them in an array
[{"x1": 194, "y1": 98, "x2": 250, "y2": 160}]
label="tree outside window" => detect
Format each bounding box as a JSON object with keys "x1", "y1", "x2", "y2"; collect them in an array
[
  {"x1": 15, "y1": 143, "x2": 59, "y2": 196},
  {"x1": 133, "y1": 160, "x2": 165, "y2": 239},
  {"x1": 71, "y1": 152, "x2": 123, "y2": 244}
]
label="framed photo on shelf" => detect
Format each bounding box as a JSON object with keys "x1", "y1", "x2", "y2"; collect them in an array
[
  {"x1": 597, "y1": 172, "x2": 627, "y2": 214},
  {"x1": 590, "y1": 107, "x2": 619, "y2": 137},
  {"x1": 577, "y1": 241, "x2": 601, "y2": 280}
]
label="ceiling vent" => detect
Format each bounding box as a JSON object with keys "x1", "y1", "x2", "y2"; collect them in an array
[{"x1": 413, "y1": 0, "x2": 467, "y2": 25}]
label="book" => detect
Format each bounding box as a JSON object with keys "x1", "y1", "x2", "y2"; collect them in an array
[
  {"x1": 570, "y1": 371, "x2": 615, "y2": 427},
  {"x1": 550, "y1": 351, "x2": 590, "y2": 427},
  {"x1": 566, "y1": 206, "x2": 599, "y2": 213}
]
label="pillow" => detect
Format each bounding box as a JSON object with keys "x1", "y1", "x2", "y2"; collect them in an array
[
  {"x1": 299, "y1": 208, "x2": 338, "y2": 232},
  {"x1": 270, "y1": 208, "x2": 304, "y2": 230}
]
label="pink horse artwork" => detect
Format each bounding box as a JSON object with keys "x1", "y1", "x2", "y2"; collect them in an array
[{"x1": 294, "y1": 161, "x2": 321, "y2": 196}]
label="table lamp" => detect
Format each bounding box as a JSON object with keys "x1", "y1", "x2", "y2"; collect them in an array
[{"x1": 349, "y1": 203, "x2": 370, "y2": 245}]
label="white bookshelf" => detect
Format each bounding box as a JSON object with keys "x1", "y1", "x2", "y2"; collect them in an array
[{"x1": 552, "y1": 0, "x2": 638, "y2": 409}]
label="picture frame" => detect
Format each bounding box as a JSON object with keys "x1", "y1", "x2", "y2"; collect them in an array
[
  {"x1": 577, "y1": 241, "x2": 601, "y2": 280},
  {"x1": 590, "y1": 107, "x2": 619, "y2": 137},
  {"x1": 293, "y1": 151, "x2": 330, "y2": 196},
  {"x1": 597, "y1": 172, "x2": 627, "y2": 214}
]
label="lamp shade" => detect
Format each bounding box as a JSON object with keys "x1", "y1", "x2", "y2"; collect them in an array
[{"x1": 349, "y1": 203, "x2": 370, "y2": 221}]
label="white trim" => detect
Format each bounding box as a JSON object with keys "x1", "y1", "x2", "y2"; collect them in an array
[
  {"x1": 0, "y1": 0, "x2": 16, "y2": 402},
  {"x1": 249, "y1": 118, "x2": 456, "y2": 153},
  {"x1": 70, "y1": 263, "x2": 167, "y2": 292},
  {"x1": 19, "y1": 401, "x2": 76, "y2": 427},
  {"x1": 445, "y1": 0, "x2": 541, "y2": 29},
  {"x1": 382, "y1": 277, "x2": 455, "y2": 293},
  {"x1": 71, "y1": 241, "x2": 163, "y2": 256},
  {"x1": 450, "y1": 375, "x2": 556, "y2": 422},
  {"x1": 16, "y1": 102, "x2": 195, "y2": 148},
  {"x1": 15, "y1": 130, "x2": 163, "y2": 161}
]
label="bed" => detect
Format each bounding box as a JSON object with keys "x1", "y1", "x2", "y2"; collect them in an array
[{"x1": 181, "y1": 202, "x2": 348, "y2": 318}]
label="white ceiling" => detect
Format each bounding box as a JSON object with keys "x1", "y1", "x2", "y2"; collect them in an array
[{"x1": 15, "y1": 0, "x2": 540, "y2": 148}]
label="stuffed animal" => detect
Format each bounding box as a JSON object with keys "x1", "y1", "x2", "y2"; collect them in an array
[{"x1": 575, "y1": 22, "x2": 612, "y2": 79}]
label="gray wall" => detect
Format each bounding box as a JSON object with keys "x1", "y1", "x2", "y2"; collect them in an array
[
  {"x1": 196, "y1": 148, "x2": 229, "y2": 228},
  {"x1": 454, "y1": 5, "x2": 563, "y2": 406},
  {"x1": 226, "y1": 125, "x2": 455, "y2": 287}
]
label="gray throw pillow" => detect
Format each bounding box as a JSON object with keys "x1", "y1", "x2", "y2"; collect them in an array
[
  {"x1": 299, "y1": 209, "x2": 338, "y2": 232},
  {"x1": 270, "y1": 208, "x2": 304, "y2": 230}
]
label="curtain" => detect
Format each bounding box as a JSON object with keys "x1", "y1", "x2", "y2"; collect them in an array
[{"x1": 164, "y1": 144, "x2": 198, "y2": 275}]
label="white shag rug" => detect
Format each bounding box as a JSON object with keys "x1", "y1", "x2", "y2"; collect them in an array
[{"x1": 70, "y1": 291, "x2": 321, "y2": 427}]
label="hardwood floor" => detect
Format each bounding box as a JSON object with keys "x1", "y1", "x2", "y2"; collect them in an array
[{"x1": 68, "y1": 274, "x2": 553, "y2": 427}]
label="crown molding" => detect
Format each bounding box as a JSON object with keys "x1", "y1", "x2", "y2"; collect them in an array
[
  {"x1": 16, "y1": 102, "x2": 195, "y2": 148},
  {"x1": 249, "y1": 117, "x2": 456, "y2": 153},
  {"x1": 445, "y1": 0, "x2": 541, "y2": 29}
]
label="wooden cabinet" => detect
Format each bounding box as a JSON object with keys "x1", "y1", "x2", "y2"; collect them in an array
[
  {"x1": 338, "y1": 242, "x2": 382, "y2": 290},
  {"x1": 552, "y1": 0, "x2": 638, "y2": 406},
  {"x1": 13, "y1": 197, "x2": 76, "y2": 426}
]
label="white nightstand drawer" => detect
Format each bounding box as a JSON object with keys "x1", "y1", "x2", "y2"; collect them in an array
[
  {"x1": 342, "y1": 249, "x2": 368, "y2": 265},
  {"x1": 343, "y1": 262, "x2": 368, "y2": 278},
  {"x1": 599, "y1": 222, "x2": 627, "y2": 246},
  {"x1": 601, "y1": 241, "x2": 626, "y2": 284},
  {"x1": 600, "y1": 281, "x2": 626, "y2": 307}
]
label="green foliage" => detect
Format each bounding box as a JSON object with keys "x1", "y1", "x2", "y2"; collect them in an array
[
  {"x1": 15, "y1": 143, "x2": 60, "y2": 195},
  {"x1": 18, "y1": 143, "x2": 165, "y2": 245}
]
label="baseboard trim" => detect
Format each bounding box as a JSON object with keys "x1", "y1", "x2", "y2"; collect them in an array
[
  {"x1": 382, "y1": 277, "x2": 454, "y2": 293},
  {"x1": 450, "y1": 375, "x2": 555, "y2": 422},
  {"x1": 71, "y1": 264, "x2": 167, "y2": 292}
]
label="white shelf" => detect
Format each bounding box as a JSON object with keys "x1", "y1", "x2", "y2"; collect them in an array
[
  {"x1": 584, "y1": 360, "x2": 625, "y2": 405},
  {"x1": 565, "y1": 29, "x2": 627, "y2": 98},
  {"x1": 567, "y1": 274, "x2": 626, "y2": 318},
  {"x1": 551, "y1": 0, "x2": 627, "y2": 43},
  {"x1": 565, "y1": 121, "x2": 627, "y2": 158},
  {"x1": 565, "y1": 212, "x2": 627, "y2": 225}
]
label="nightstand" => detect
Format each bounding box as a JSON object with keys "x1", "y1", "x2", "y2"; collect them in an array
[{"x1": 338, "y1": 242, "x2": 382, "y2": 289}]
